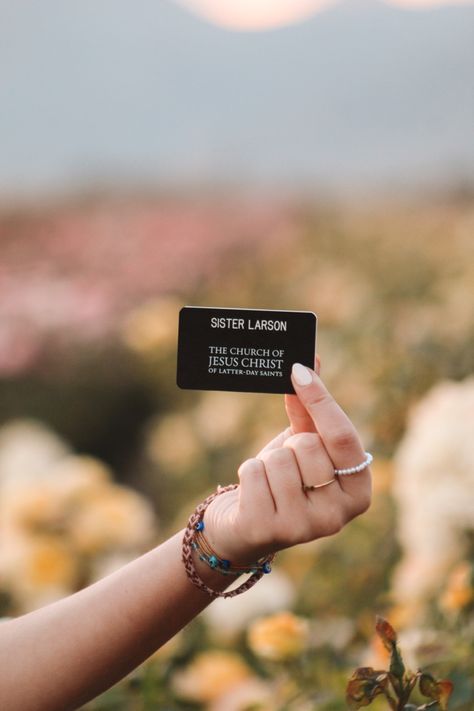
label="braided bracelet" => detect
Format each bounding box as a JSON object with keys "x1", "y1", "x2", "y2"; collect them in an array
[
  {"x1": 193, "y1": 527, "x2": 273, "y2": 576},
  {"x1": 181, "y1": 483, "x2": 276, "y2": 599}
]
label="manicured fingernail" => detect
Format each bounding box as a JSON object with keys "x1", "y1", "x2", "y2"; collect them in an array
[{"x1": 292, "y1": 362, "x2": 313, "y2": 386}]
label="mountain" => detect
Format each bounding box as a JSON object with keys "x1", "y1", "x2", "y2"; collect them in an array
[{"x1": 0, "y1": 0, "x2": 473, "y2": 197}]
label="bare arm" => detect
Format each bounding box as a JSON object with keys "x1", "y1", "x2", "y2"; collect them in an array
[
  {"x1": 0, "y1": 530, "x2": 233, "y2": 711},
  {"x1": 0, "y1": 362, "x2": 372, "y2": 711}
]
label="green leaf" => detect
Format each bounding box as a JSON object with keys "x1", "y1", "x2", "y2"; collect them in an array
[{"x1": 389, "y1": 643, "x2": 406, "y2": 683}]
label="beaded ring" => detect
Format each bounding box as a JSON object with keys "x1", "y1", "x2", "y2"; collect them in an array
[
  {"x1": 334, "y1": 452, "x2": 373, "y2": 476},
  {"x1": 181, "y1": 483, "x2": 276, "y2": 599}
]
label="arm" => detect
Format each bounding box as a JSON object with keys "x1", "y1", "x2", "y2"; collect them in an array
[
  {"x1": 0, "y1": 530, "x2": 235, "y2": 711},
  {"x1": 0, "y1": 362, "x2": 372, "y2": 711}
]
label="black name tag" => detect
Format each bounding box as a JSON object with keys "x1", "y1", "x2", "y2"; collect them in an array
[{"x1": 176, "y1": 306, "x2": 317, "y2": 394}]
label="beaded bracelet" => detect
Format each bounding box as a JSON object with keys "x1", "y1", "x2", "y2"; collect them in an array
[
  {"x1": 192, "y1": 526, "x2": 273, "y2": 576},
  {"x1": 181, "y1": 483, "x2": 276, "y2": 599}
]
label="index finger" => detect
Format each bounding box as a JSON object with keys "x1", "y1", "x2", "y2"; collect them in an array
[
  {"x1": 290, "y1": 363, "x2": 371, "y2": 501},
  {"x1": 284, "y1": 354, "x2": 321, "y2": 434}
]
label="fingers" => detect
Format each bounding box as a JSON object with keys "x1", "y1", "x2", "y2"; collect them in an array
[
  {"x1": 282, "y1": 432, "x2": 335, "y2": 494},
  {"x1": 257, "y1": 446, "x2": 307, "y2": 513},
  {"x1": 238, "y1": 457, "x2": 276, "y2": 517},
  {"x1": 290, "y1": 363, "x2": 371, "y2": 512},
  {"x1": 290, "y1": 363, "x2": 364, "y2": 465},
  {"x1": 282, "y1": 432, "x2": 346, "y2": 535},
  {"x1": 284, "y1": 354, "x2": 321, "y2": 435},
  {"x1": 256, "y1": 426, "x2": 293, "y2": 457},
  {"x1": 255, "y1": 433, "x2": 351, "y2": 541}
]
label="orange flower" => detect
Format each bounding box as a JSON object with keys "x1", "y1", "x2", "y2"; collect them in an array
[
  {"x1": 247, "y1": 611, "x2": 310, "y2": 661},
  {"x1": 439, "y1": 561, "x2": 473, "y2": 613},
  {"x1": 171, "y1": 651, "x2": 253, "y2": 703}
]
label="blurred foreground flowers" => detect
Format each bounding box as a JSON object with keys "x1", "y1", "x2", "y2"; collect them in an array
[
  {"x1": 1, "y1": 197, "x2": 473, "y2": 708},
  {"x1": 0, "y1": 419, "x2": 158, "y2": 613},
  {"x1": 247, "y1": 611, "x2": 310, "y2": 661}
]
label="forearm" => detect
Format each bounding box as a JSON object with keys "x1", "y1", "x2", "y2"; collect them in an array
[{"x1": 0, "y1": 528, "x2": 234, "y2": 711}]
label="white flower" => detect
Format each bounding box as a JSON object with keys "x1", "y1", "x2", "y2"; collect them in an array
[
  {"x1": 391, "y1": 376, "x2": 474, "y2": 606},
  {"x1": 209, "y1": 678, "x2": 273, "y2": 711},
  {"x1": 203, "y1": 569, "x2": 295, "y2": 639},
  {"x1": 310, "y1": 616, "x2": 355, "y2": 651},
  {"x1": 0, "y1": 419, "x2": 70, "y2": 488},
  {"x1": 192, "y1": 391, "x2": 249, "y2": 448}
]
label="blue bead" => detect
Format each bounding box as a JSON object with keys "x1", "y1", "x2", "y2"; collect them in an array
[
  {"x1": 221, "y1": 559, "x2": 231, "y2": 570},
  {"x1": 208, "y1": 555, "x2": 218, "y2": 568},
  {"x1": 263, "y1": 562, "x2": 272, "y2": 574},
  {"x1": 195, "y1": 520, "x2": 205, "y2": 531}
]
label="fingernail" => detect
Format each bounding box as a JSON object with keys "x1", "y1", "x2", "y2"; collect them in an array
[{"x1": 292, "y1": 362, "x2": 313, "y2": 386}]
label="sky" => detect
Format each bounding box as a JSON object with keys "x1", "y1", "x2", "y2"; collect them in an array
[{"x1": 0, "y1": 0, "x2": 473, "y2": 200}]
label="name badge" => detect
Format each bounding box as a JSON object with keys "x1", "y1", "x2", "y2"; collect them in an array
[{"x1": 176, "y1": 306, "x2": 317, "y2": 394}]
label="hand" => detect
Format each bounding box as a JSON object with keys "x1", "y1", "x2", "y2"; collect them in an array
[
  {"x1": 202, "y1": 361, "x2": 372, "y2": 565},
  {"x1": 255, "y1": 353, "x2": 322, "y2": 457}
]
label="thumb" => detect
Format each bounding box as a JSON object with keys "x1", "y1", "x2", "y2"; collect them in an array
[{"x1": 284, "y1": 354, "x2": 321, "y2": 434}]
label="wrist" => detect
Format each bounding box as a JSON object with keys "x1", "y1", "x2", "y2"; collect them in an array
[
  {"x1": 181, "y1": 483, "x2": 276, "y2": 600},
  {"x1": 202, "y1": 508, "x2": 274, "y2": 566},
  {"x1": 190, "y1": 541, "x2": 242, "y2": 592}
]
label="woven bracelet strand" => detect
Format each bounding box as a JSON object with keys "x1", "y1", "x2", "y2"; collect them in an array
[
  {"x1": 193, "y1": 529, "x2": 272, "y2": 575},
  {"x1": 181, "y1": 483, "x2": 276, "y2": 599}
]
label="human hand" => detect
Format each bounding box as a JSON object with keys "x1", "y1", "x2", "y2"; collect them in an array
[
  {"x1": 202, "y1": 362, "x2": 372, "y2": 565},
  {"x1": 254, "y1": 353, "x2": 322, "y2": 457}
]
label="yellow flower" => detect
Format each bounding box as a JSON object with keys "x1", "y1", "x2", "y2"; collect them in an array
[
  {"x1": 50, "y1": 455, "x2": 112, "y2": 505},
  {"x1": 172, "y1": 650, "x2": 253, "y2": 703},
  {"x1": 68, "y1": 484, "x2": 157, "y2": 555},
  {"x1": 247, "y1": 611, "x2": 310, "y2": 661},
  {"x1": 192, "y1": 391, "x2": 248, "y2": 447},
  {"x1": 146, "y1": 413, "x2": 202, "y2": 475},
  {"x1": 210, "y1": 678, "x2": 273, "y2": 711},
  {"x1": 439, "y1": 561, "x2": 474, "y2": 613},
  {"x1": 0, "y1": 534, "x2": 78, "y2": 611},
  {"x1": 0, "y1": 482, "x2": 65, "y2": 533},
  {"x1": 0, "y1": 455, "x2": 113, "y2": 537}
]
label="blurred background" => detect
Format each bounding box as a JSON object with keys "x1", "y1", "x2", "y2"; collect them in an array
[{"x1": 1, "y1": 0, "x2": 474, "y2": 709}]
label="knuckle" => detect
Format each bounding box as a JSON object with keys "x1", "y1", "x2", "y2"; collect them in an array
[
  {"x1": 342, "y1": 489, "x2": 372, "y2": 522},
  {"x1": 238, "y1": 457, "x2": 264, "y2": 478},
  {"x1": 264, "y1": 447, "x2": 295, "y2": 467},
  {"x1": 321, "y1": 507, "x2": 345, "y2": 536},
  {"x1": 354, "y1": 489, "x2": 372, "y2": 516},
  {"x1": 286, "y1": 432, "x2": 321, "y2": 451},
  {"x1": 327, "y1": 513, "x2": 344, "y2": 535},
  {"x1": 307, "y1": 391, "x2": 333, "y2": 414},
  {"x1": 330, "y1": 427, "x2": 357, "y2": 450}
]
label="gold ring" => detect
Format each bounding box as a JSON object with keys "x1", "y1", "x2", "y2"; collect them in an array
[{"x1": 302, "y1": 477, "x2": 337, "y2": 492}]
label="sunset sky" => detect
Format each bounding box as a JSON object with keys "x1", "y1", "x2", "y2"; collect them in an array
[{"x1": 175, "y1": 0, "x2": 474, "y2": 30}]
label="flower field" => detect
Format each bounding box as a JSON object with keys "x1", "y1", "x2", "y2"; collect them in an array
[{"x1": 0, "y1": 195, "x2": 473, "y2": 709}]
